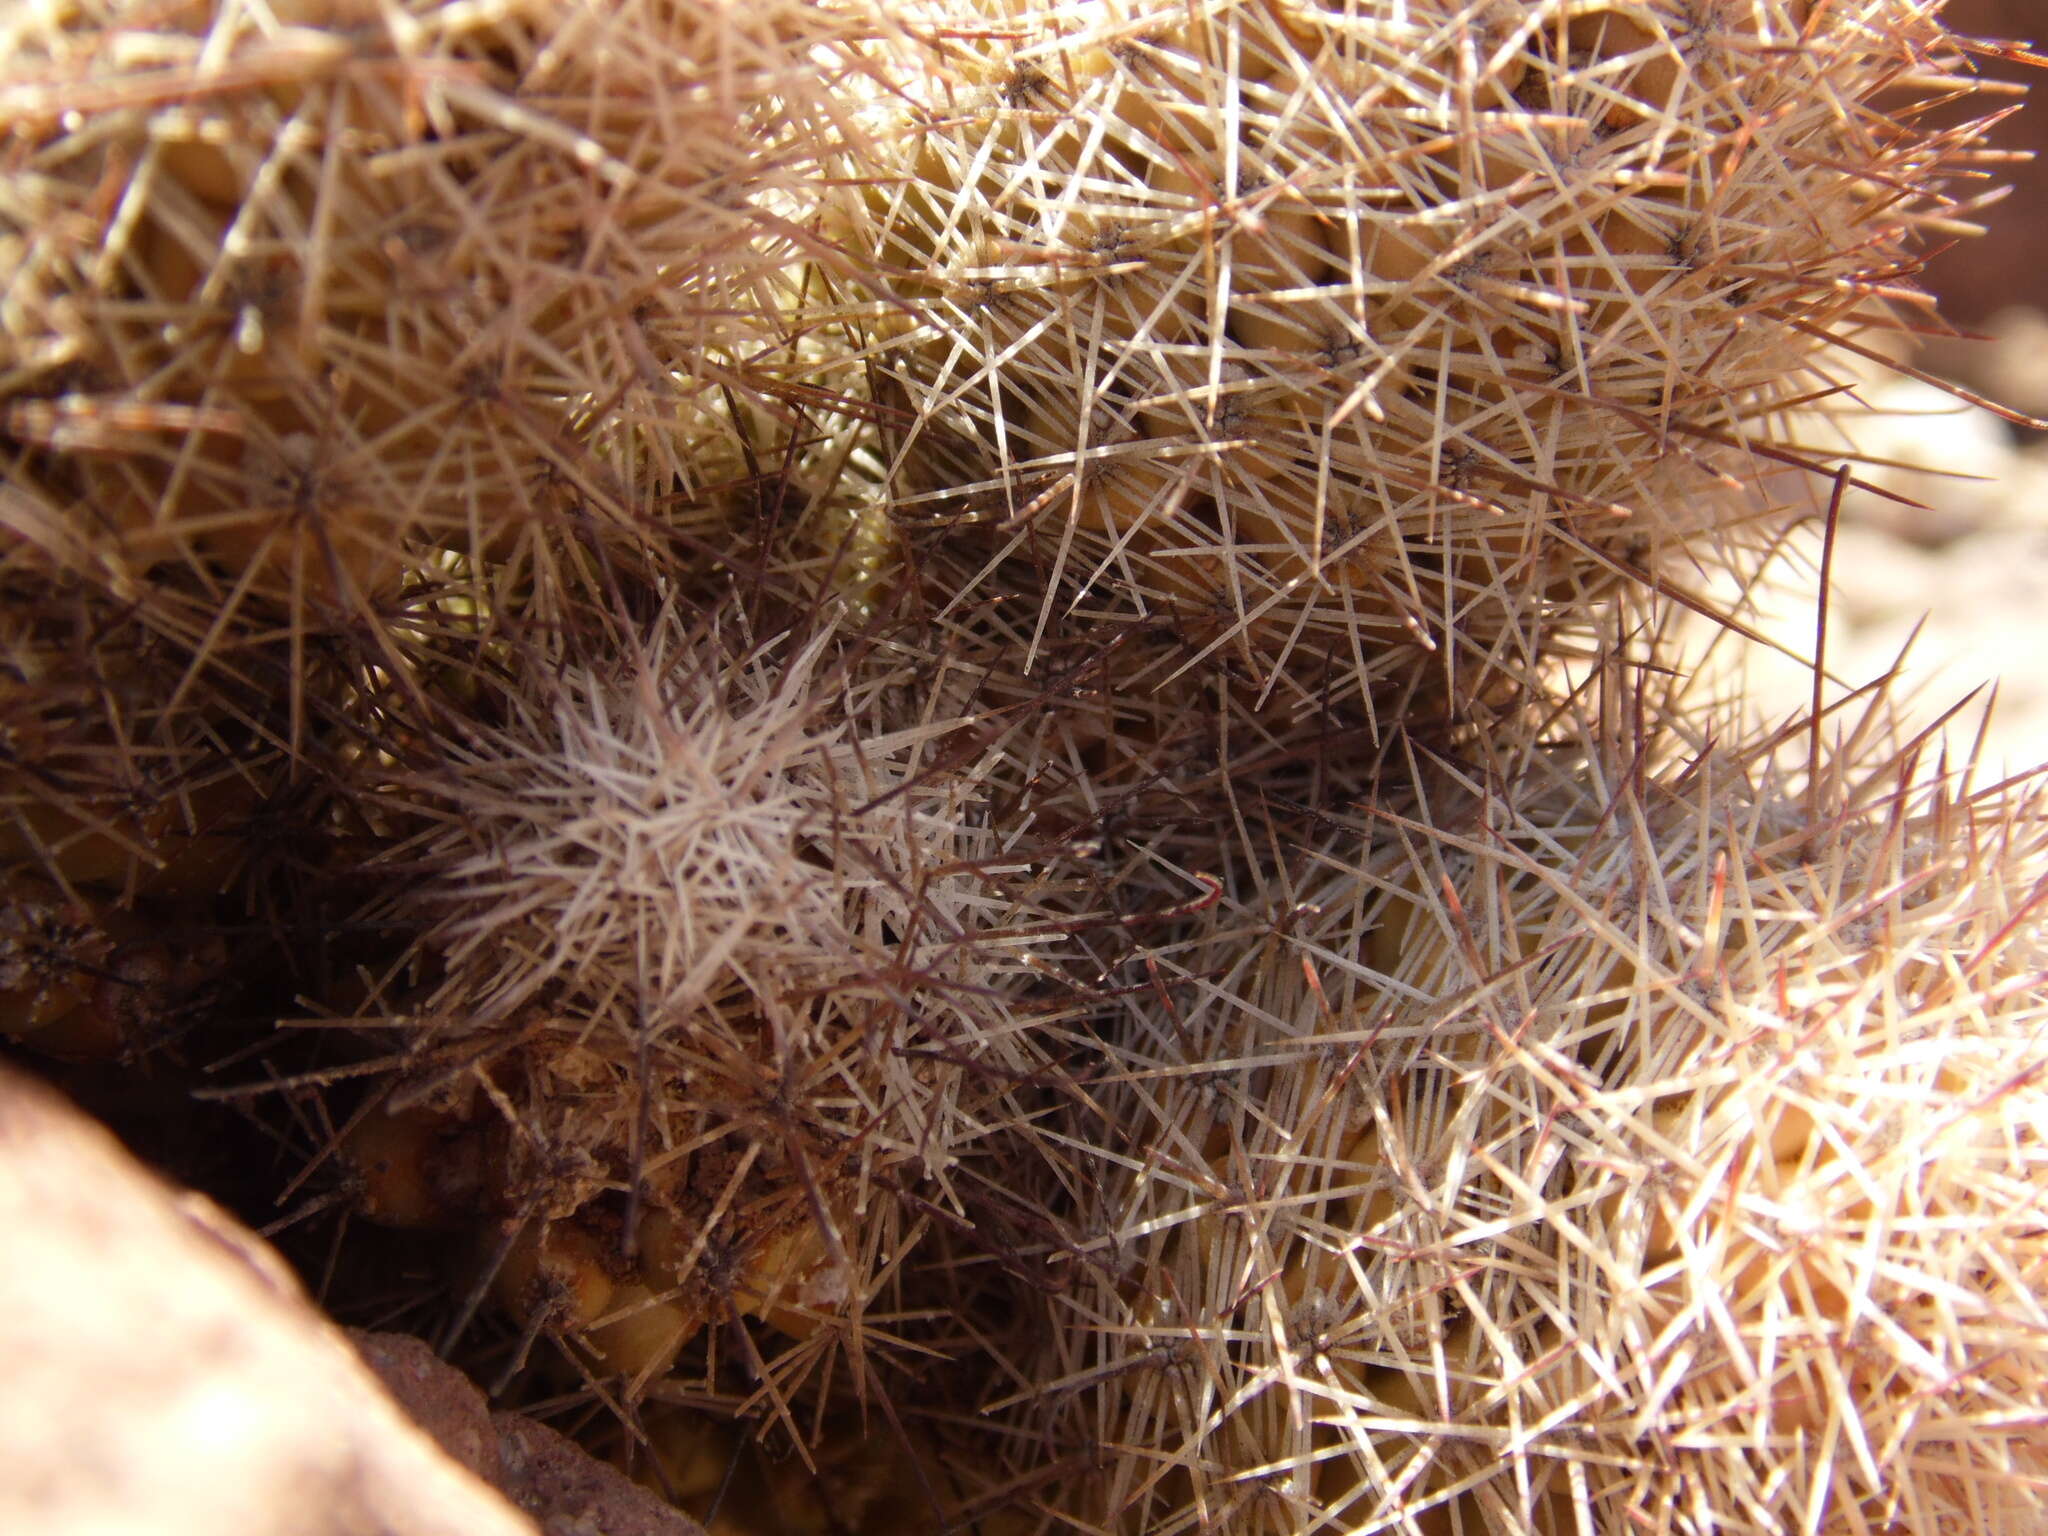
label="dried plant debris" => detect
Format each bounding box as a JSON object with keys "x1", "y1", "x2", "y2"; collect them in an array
[{"x1": 838, "y1": 0, "x2": 2013, "y2": 705}]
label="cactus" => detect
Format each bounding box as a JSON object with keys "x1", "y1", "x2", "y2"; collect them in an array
[
  {"x1": 1, "y1": 3, "x2": 2042, "y2": 1534},
  {"x1": 838, "y1": 0, "x2": 2006, "y2": 708},
  {"x1": 984, "y1": 687, "x2": 2048, "y2": 1535},
  {"x1": 0, "y1": 0, "x2": 879, "y2": 721},
  {"x1": 325, "y1": 591, "x2": 1096, "y2": 1410}
]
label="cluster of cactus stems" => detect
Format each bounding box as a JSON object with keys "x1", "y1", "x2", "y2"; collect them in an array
[{"x1": 4, "y1": 1, "x2": 2047, "y2": 1533}]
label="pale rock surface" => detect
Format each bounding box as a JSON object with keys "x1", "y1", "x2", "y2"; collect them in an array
[
  {"x1": 0, "y1": 1063, "x2": 537, "y2": 1536},
  {"x1": 354, "y1": 1330, "x2": 706, "y2": 1536}
]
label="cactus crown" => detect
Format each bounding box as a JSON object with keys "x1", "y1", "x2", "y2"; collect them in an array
[{"x1": 843, "y1": 0, "x2": 1989, "y2": 706}]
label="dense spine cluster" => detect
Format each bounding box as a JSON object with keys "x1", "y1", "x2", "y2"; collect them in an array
[
  {"x1": 333, "y1": 595, "x2": 1093, "y2": 1406},
  {"x1": 1, "y1": 0, "x2": 876, "y2": 695},
  {"x1": 2, "y1": 4, "x2": 2043, "y2": 1536},
  {"x1": 839, "y1": 0, "x2": 1982, "y2": 706},
  {"x1": 995, "y1": 696, "x2": 2048, "y2": 1534}
]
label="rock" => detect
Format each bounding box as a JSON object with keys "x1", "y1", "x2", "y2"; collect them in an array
[
  {"x1": 353, "y1": 1329, "x2": 707, "y2": 1536},
  {"x1": 494, "y1": 1412, "x2": 707, "y2": 1536},
  {"x1": 1915, "y1": 0, "x2": 2048, "y2": 326},
  {"x1": 1921, "y1": 306, "x2": 2048, "y2": 431},
  {"x1": 351, "y1": 1330, "x2": 504, "y2": 1488},
  {"x1": 0, "y1": 1063, "x2": 536, "y2": 1536}
]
